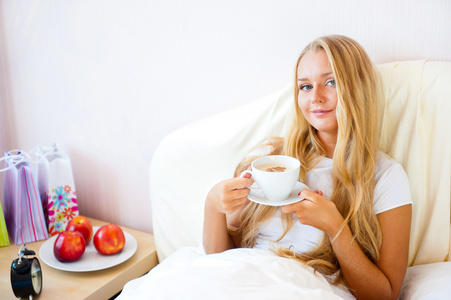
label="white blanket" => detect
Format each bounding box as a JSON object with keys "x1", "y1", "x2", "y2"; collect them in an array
[{"x1": 118, "y1": 247, "x2": 346, "y2": 299}]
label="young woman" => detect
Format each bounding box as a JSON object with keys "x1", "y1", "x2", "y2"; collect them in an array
[{"x1": 203, "y1": 35, "x2": 412, "y2": 300}]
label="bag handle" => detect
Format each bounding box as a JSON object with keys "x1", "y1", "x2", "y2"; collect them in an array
[
  {"x1": 0, "y1": 153, "x2": 25, "y2": 173},
  {"x1": 30, "y1": 144, "x2": 63, "y2": 163},
  {"x1": 29, "y1": 147, "x2": 52, "y2": 163},
  {"x1": 2, "y1": 144, "x2": 63, "y2": 172}
]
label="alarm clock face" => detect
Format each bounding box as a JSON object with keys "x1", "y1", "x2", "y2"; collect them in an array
[{"x1": 31, "y1": 258, "x2": 42, "y2": 294}]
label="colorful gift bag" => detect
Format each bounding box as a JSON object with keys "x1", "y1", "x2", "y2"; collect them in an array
[
  {"x1": 2, "y1": 151, "x2": 49, "y2": 245},
  {"x1": 35, "y1": 144, "x2": 78, "y2": 236},
  {"x1": 0, "y1": 154, "x2": 15, "y2": 246},
  {"x1": 0, "y1": 201, "x2": 9, "y2": 247}
]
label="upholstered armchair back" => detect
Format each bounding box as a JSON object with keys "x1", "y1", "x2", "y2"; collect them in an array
[{"x1": 150, "y1": 60, "x2": 451, "y2": 266}]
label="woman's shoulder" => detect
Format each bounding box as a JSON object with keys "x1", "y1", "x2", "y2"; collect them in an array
[
  {"x1": 373, "y1": 151, "x2": 412, "y2": 214},
  {"x1": 375, "y1": 151, "x2": 406, "y2": 178}
]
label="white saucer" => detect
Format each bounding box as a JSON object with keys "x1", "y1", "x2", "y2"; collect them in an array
[
  {"x1": 39, "y1": 226, "x2": 137, "y2": 272},
  {"x1": 247, "y1": 182, "x2": 309, "y2": 206}
]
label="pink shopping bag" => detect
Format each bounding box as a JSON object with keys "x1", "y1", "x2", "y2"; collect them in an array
[{"x1": 3, "y1": 151, "x2": 49, "y2": 245}]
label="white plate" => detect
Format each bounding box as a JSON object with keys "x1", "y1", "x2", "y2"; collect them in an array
[
  {"x1": 247, "y1": 182, "x2": 309, "y2": 206},
  {"x1": 39, "y1": 226, "x2": 137, "y2": 272}
]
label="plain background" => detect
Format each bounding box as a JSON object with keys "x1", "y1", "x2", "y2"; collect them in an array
[{"x1": 1, "y1": 0, "x2": 450, "y2": 233}]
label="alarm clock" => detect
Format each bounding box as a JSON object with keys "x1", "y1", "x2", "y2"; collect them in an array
[{"x1": 10, "y1": 244, "x2": 42, "y2": 299}]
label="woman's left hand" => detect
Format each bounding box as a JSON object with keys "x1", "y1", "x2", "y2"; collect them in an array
[{"x1": 281, "y1": 189, "x2": 344, "y2": 237}]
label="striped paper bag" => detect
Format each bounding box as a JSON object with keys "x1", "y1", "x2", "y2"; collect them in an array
[{"x1": 3, "y1": 151, "x2": 49, "y2": 245}]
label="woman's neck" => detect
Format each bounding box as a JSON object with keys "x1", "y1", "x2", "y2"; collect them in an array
[{"x1": 318, "y1": 132, "x2": 337, "y2": 158}]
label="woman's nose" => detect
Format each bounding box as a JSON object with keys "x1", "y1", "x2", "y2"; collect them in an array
[{"x1": 311, "y1": 87, "x2": 325, "y2": 104}]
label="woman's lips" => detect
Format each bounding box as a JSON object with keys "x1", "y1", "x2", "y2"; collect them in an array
[{"x1": 311, "y1": 109, "x2": 332, "y2": 117}]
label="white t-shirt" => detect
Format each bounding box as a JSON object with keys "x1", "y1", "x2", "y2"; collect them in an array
[{"x1": 254, "y1": 151, "x2": 413, "y2": 253}]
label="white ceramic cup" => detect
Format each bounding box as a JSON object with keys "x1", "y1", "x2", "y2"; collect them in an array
[{"x1": 240, "y1": 155, "x2": 301, "y2": 201}]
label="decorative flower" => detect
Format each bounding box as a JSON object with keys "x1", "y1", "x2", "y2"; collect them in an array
[
  {"x1": 64, "y1": 185, "x2": 72, "y2": 193},
  {"x1": 48, "y1": 208, "x2": 55, "y2": 217},
  {"x1": 56, "y1": 212, "x2": 64, "y2": 223},
  {"x1": 53, "y1": 186, "x2": 70, "y2": 209},
  {"x1": 63, "y1": 207, "x2": 76, "y2": 219},
  {"x1": 48, "y1": 225, "x2": 58, "y2": 236},
  {"x1": 54, "y1": 222, "x2": 64, "y2": 232}
]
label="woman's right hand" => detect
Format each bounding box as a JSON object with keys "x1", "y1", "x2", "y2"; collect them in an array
[
  {"x1": 205, "y1": 175, "x2": 254, "y2": 215},
  {"x1": 203, "y1": 174, "x2": 253, "y2": 253}
]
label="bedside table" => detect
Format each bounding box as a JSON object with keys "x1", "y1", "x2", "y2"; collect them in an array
[{"x1": 0, "y1": 218, "x2": 158, "y2": 299}]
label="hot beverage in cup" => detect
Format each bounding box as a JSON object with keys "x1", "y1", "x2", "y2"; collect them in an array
[
  {"x1": 256, "y1": 163, "x2": 290, "y2": 173},
  {"x1": 241, "y1": 155, "x2": 301, "y2": 201}
]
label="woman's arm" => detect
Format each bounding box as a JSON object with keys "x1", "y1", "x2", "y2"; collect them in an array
[
  {"x1": 202, "y1": 177, "x2": 252, "y2": 254},
  {"x1": 330, "y1": 204, "x2": 411, "y2": 300},
  {"x1": 282, "y1": 190, "x2": 412, "y2": 300}
]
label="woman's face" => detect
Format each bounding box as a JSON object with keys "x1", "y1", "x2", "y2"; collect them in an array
[{"x1": 297, "y1": 49, "x2": 338, "y2": 141}]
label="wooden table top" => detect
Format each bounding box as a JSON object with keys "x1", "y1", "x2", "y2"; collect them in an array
[{"x1": 0, "y1": 218, "x2": 158, "y2": 300}]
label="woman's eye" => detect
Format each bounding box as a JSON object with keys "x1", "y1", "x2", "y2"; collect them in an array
[
  {"x1": 327, "y1": 79, "x2": 336, "y2": 86},
  {"x1": 300, "y1": 84, "x2": 312, "y2": 91}
]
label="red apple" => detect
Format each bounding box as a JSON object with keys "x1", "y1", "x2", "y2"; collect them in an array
[
  {"x1": 93, "y1": 224, "x2": 126, "y2": 255},
  {"x1": 53, "y1": 231, "x2": 86, "y2": 262},
  {"x1": 66, "y1": 215, "x2": 93, "y2": 244}
]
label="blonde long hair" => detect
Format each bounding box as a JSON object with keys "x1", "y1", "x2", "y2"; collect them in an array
[{"x1": 230, "y1": 35, "x2": 383, "y2": 285}]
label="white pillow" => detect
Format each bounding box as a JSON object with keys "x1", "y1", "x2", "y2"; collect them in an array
[{"x1": 400, "y1": 262, "x2": 451, "y2": 299}]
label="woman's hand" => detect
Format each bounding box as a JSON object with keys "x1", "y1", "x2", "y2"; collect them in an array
[
  {"x1": 203, "y1": 173, "x2": 253, "y2": 254},
  {"x1": 281, "y1": 189, "x2": 344, "y2": 238},
  {"x1": 205, "y1": 176, "x2": 253, "y2": 214}
]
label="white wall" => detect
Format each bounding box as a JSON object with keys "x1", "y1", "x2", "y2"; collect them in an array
[{"x1": 1, "y1": 0, "x2": 450, "y2": 233}]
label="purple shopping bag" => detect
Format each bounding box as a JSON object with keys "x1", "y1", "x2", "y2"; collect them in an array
[{"x1": 3, "y1": 151, "x2": 49, "y2": 245}]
